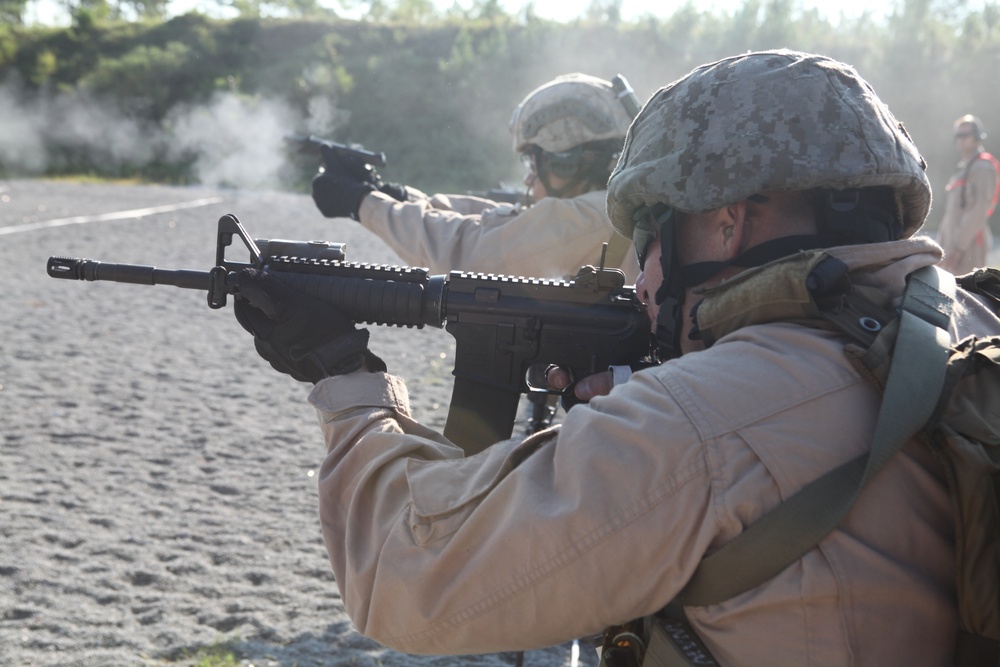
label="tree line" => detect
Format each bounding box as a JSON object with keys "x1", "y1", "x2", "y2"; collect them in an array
[{"x1": 1, "y1": 0, "x2": 999, "y2": 230}]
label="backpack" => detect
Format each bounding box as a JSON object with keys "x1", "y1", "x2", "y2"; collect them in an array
[{"x1": 599, "y1": 259, "x2": 1000, "y2": 667}]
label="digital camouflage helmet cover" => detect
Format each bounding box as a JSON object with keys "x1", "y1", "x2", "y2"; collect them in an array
[
  {"x1": 510, "y1": 73, "x2": 635, "y2": 154},
  {"x1": 607, "y1": 50, "x2": 932, "y2": 241}
]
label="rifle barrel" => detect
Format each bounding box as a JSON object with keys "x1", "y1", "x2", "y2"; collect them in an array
[
  {"x1": 46, "y1": 256, "x2": 437, "y2": 327},
  {"x1": 47, "y1": 257, "x2": 212, "y2": 291}
]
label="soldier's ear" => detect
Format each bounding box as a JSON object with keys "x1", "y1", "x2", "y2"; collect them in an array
[{"x1": 720, "y1": 201, "x2": 748, "y2": 260}]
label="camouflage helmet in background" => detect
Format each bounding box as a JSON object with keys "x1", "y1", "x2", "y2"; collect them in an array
[
  {"x1": 607, "y1": 50, "x2": 932, "y2": 241},
  {"x1": 509, "y1": 73, "x2": 634, "y2": 154}
]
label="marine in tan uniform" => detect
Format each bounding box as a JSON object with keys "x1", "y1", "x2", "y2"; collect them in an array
[
  {"x1": 310, "y1": 74, "x2": 640, "y2": 282},
  {"x1": 938, "y1": 114, "x2": 1000, "y2": 274},
  {"x1": 233, "y1": 51, "x2": 1000, "y2": 666}
]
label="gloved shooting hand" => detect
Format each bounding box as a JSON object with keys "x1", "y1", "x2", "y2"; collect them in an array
[
  {"x1": 311, "y1": 156, "x2": 377, "y2": 220},
  {"x1": 312, "y1": 156, "x2": 408, "y2": 220},
  {"x1": 233, "y1": 268, "x2": 386, "y2": 383}
]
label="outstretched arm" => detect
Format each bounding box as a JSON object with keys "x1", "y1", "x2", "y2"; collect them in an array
[{"x1": 358, "y1": 191, "x2": 616, "y2": 277}]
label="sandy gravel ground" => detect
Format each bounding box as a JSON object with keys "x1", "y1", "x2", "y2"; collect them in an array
[{"x1": 0, "y1": 180, "x2": 588, "y2": 667}]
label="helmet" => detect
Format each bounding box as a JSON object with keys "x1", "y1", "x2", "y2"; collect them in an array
[
  {"x1": 955, "y1": 114, "x2": 987, "y2": 141},
  {"x1": 607, "y1": 50, "x2": 931, "y2": 241},
  {"x1": 510, "y1": 73, "x2": 634, "y2": 154}
]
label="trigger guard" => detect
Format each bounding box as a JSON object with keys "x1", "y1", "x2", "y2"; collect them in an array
[{"x1": 560, "y1": 383, "x2": 587, "y2": 411}]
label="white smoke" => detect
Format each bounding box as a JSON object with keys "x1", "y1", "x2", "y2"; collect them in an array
[
  {"x1": 0, "y1": 77, "x2": 48, "y2": 172},
  {"x1": 0, "y1": 74, "x2": 343, "y2": 190},
  {"x1": 0, "y1": 75, "x2": 156, "y2": 171},
  {"x1": 164, "y1": 92, "x2": 303, "y2": 189}
]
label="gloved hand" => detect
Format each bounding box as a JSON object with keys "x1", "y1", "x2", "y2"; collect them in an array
[
  {"x1": 311, "y1": 161, "x2": 376, "y2": 221},
  {"x1": 312, "y1": 155, "x2": 408, "y2": 219},
  {"x1": 233, "y1": 268, "x2": 386, "y2": 383}
]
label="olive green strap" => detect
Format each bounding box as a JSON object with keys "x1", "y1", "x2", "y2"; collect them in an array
[{"x1": 677, "y1": 266, "x2": 957, "y2": 608}]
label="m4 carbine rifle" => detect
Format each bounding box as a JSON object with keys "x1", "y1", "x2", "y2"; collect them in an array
[{"x1": 47, "y1": 215, "x2": 651, "y2": 454}]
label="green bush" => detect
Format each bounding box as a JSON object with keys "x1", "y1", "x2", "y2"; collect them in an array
[{"x1": 2, "y1": 1, "x2": 1000, "y2": 227}]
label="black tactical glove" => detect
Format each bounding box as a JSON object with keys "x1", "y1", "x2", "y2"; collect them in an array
[
  {"x1": 377, "y1": 180, "x2": 409, "y2": 202},
  {"x1": 233, "y1": 268, "x2": 386, "y2": 383},
  {"x1": 311, "y1": 161, "x2": 376, "y2": 221},
  {"x1": 311, "y1": 155, "x2": 408, "y2": 219}
]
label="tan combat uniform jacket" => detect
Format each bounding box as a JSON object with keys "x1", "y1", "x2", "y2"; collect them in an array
[
  {"x1": 308, "y1": 236, "x2": 1000, "y2": 666},
  {"x1": 357, "y1": 188, "x2": 639, "y2": 282},
  {"x1": 939, "y1": 152, "x2": 999, "y2": 274}
]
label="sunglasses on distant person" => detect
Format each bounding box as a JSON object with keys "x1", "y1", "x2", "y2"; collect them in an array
[{"x1": 955, "y1": 132, "x2": 976, "y2": 139}]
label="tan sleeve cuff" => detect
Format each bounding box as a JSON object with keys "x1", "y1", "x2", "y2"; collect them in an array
[
  {"x1": 308, "y1": 371, "x2": 410, "y2": 419},
  {"x1": 358, "y1": 190, "x2": 396, "y2": 222}
]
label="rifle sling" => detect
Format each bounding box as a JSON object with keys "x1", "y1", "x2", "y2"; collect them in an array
[{"x1": 676, "y1": 265, "x2": 957, "y2": 608}]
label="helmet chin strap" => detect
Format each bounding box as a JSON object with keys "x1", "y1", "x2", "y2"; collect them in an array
[
  {"x1": 652, "y1": 216, "x2": 684, "y2": 361},
  {"x1": 678, "y1": 234, "x2": 834, "y2": 287},
  {"x1": 654, "y1": 233, "x2": 835, "y2": 360},
  {"x1": 650, "y1": 188, "x2": 904, "y2": 359}
]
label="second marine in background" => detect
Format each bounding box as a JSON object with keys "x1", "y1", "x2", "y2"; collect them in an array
[{"x1": 310, "y1": 73, "x2": 641, "y2": 282}]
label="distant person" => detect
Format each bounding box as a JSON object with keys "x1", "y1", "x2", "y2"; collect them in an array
[
  {"x1": 938, "y1": 114, "x2": 1000, "y2": 274},
  {"x1": 309, "y1": 73, "x2": 640, "y2": 283}
]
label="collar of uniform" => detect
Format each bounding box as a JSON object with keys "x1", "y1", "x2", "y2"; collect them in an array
[{"x1": 690, "y1": 238, "x2": 943, "y2": 347}]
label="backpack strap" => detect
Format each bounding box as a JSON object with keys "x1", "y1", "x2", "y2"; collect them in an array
[{"x1": 676, "y1": 265, "x2": 957, "y2": 607}]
